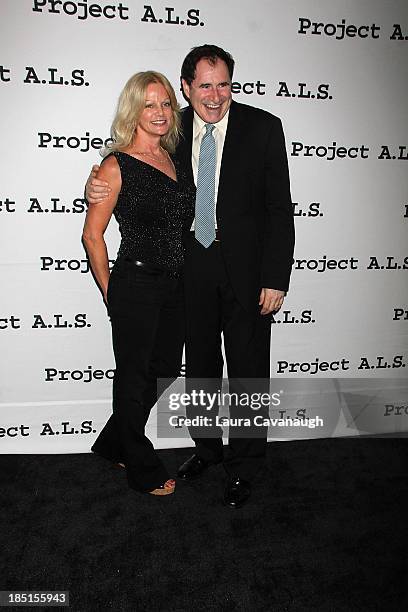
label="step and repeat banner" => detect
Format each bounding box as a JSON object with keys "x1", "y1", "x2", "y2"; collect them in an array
[{"x1": 1, "y1": 0, "x2": 407, "y2": 452}]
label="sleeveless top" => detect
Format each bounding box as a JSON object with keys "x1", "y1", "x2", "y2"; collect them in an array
[{"x1": 104, "y1": 151, "x2": 195, "y2": 273}]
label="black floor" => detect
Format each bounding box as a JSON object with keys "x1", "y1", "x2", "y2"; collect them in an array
[{"x1": 1, "y1": 439, "x2": 407, "y2": 611}]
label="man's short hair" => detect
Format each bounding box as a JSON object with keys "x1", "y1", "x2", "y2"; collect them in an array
[{"x1": 181, "y1": 44, "x2": 235, "y2": 85}]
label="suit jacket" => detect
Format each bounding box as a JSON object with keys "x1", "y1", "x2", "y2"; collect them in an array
[{"x1": 177, "y1": 100, "x2": 295, "y2": 312}]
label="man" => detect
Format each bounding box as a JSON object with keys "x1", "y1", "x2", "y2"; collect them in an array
[{"x1": 87, "y1": 45, "x2": 295, "y2": 508}]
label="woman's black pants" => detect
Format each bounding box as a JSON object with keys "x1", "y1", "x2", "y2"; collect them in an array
[{"x1": 91, "y1": 259, "x2": 184, "y2": 491}]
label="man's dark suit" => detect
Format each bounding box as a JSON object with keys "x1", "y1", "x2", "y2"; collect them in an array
[{"x1": 177, "y1": 100, "x2": 295, "y2": 481}]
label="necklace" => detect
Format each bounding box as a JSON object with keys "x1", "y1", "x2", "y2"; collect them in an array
[{"x1": 132, "y1": 147, "x2": 170, "y2": 165}]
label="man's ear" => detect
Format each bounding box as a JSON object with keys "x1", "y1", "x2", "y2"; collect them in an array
[{"x1": 181, "y1": 78, "x2": 190, "y2": 99}]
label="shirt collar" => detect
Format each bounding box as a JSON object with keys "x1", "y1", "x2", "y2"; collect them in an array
[{"x1": 193, "y1": 108, "x2": 230, "y2": 140}]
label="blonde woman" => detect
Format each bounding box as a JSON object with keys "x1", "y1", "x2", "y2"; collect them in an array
[{"x1": 82, "y1": 71, "x2": 194, "y2": 495}]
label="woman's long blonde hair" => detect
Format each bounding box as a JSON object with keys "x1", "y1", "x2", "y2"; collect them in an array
[{"x1": 103, "y1": 71, "x2": 181, "y2": 156}]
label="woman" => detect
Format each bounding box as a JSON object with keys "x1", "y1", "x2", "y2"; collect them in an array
[{"x1": 82, "y1": 71, "x2": 194, "y2": 495}]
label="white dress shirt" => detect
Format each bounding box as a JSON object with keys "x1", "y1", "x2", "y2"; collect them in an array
[{"x1": 191, "y1": 110, "x2": 230, "y2": 229}]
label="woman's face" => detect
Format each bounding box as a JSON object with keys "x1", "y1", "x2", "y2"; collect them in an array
[{"x1": 136, "y1": 82, "x2": 173, "y2": 139}]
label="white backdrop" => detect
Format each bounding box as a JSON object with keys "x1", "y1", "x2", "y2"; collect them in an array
[{"x1": 1, "y1": 0, "x2": 407, "y2": 452}]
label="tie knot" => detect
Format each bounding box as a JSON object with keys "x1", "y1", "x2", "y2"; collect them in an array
[{"x1": 205, "y1": 123, "x2": 215, "y2": 136}]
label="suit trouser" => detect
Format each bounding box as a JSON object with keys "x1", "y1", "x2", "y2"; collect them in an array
[
  {"x1": 91, "y1": 259, "x2": 184, "y2": 491},
  {"x1": 184, "y1": 236, "x2": 272, "y2": 481}
]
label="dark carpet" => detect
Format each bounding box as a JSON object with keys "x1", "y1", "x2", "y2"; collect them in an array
[{"x1": 1, "y1": 439, "x2": 407, "y2": 611}]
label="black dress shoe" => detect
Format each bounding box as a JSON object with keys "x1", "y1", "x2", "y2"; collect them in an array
[
  {"x1": 223, "y1": 477, "x2": 251, "y2": 508},
  {"x1": 177, "y1": 454, "x2": 219, "y2": 480}
]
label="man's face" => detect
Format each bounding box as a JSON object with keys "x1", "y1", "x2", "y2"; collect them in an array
[{"x1": 182, "y1": 58, "x2": 232, "y2": 124}]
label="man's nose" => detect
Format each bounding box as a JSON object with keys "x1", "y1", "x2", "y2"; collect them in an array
[{"x1": 209, "y1": 87, "x2": 221, "y2": 102}]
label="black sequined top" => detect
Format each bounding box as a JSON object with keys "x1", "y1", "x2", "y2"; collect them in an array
[{"x1": 104, "y1": 151, "x2": 195, "y2": 273}]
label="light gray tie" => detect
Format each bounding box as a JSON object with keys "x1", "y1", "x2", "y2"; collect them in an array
[{"x1": 195, "y1": 123, "x2": 216, "y2": 248}]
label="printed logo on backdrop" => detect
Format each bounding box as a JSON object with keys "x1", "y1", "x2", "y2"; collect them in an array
[
  {"x1": 39, "y1": 256, "x2": 115, "y2": 272},
  {"x1": 231, "y1": 81, "x2": 333, "y2": 100},
  {"x1": 0, "y1": 198, "x2": 86, "y2": 214},
  {"x1": 274, "y1": 354, "x2": 406, "y2": 376},
  {"x1": 297, "y1": 17, "x2": 408, "y2": 41},
  {"x1": 0, "y1": 314, "x2": 91, "y2": 331},
  {"x1": 42, "y1": 364, "x2": 185, "y2": 382},
  {"x1": 293, "y1": 201, "x2": 323, "y2": 218},
  {"x1": 187, "y1": 77, "x2": 333, "y2": 100},
  {"x1": 44, "y1": 365, "x2": 114, "y2": 382},
  {"x1": 293, "y1": 255, "x2": 408, "y2": 272},
  {"x1": 38, "y1": 132, "x2": 113, "y2": 152},
  {"x1": 32, "y1": 0, "x2": 129, "y2": 20},
  {"x1": 276, "y1": 82, "x2": 332, "y2": 101},
  {"x1": 231, "y1": 81, "x2": 266, "y2": 96},
  {"x1": 27, "y1": 198, "x2": 86, "y2": 214},
  {"x1": 31, "y1": 1, "x2": 205, "y2": 27},
  {"x1": 24, "y1": 67, "x2": 89, "y2": 87},
  {"x1": 141, "y1": 5, "x2": 203, "y2": 26},
  {"x1": 40, "y1": 420, "x2": 97, "y2": 436},
  {"x1": 291, "y1": 141, "x2": 408, "y2": 161},
  {"x1": 0, "y1": 421, "x2": 96, "y2": 439},
  {"x1": 273, "y1": 309, "x2": 316, "y2": 326},
  {"x1": 1, "y1": 66, "x2": 90, "y2": 87}
]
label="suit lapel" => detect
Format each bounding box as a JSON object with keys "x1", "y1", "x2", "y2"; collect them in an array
[
  {"x1": 217, "y1": 101, "x2": 242, "y2": 209},
  {"x1": 178, "y1": 106, "x2": 194, "y2": 184}
]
